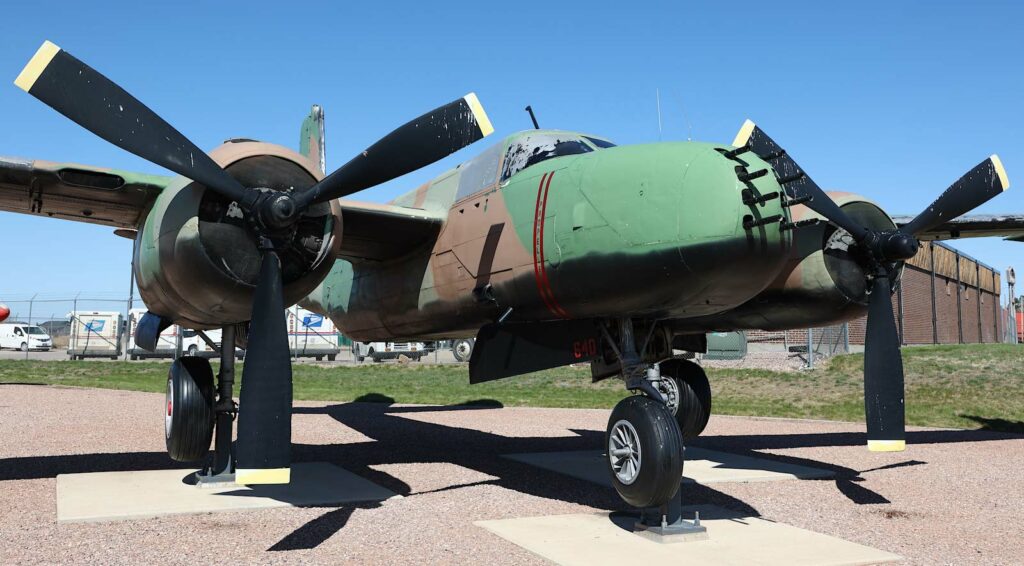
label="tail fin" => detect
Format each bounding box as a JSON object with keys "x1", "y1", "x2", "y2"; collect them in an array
[{"x1": 299, "y1": 105, "x2": 326, "y2": 175}]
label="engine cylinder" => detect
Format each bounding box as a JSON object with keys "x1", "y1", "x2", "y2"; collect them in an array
[{"x1": 134, "y1": 141, "x2": 341, "y2": 329}]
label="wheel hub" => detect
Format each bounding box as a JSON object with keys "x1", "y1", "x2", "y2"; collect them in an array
[
  {"x1": 656, "y1": 377, "x2": 680, "y2": 415},
  {"x1": 608, "y1": 419, "x2": 642, "y2": 485}
]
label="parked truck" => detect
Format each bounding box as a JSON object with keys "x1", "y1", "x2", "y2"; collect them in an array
[
  {"x1": 287, "y1": 307, "x2": 341, "y2": 360},
  {"x1": 68, "y1": 311, "x2": 122, "y2": 359}
]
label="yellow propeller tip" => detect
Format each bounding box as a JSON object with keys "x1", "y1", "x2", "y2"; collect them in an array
[
  {"x1": 732, "y1": 119, "x2": 756, "y2": 148},
  {"x1": 14, "y1": 40, "x2": 61, "y2": 92},
  {"x1": 867, "y1": 440, "x2": 906, "y2": 452},
  {"x1": 236, "y1": 467, "x2": 291, "y2": 484},
  {"x1": 463, "y1": 92, "x2": 494, "y2": 138},
  {"x1": 990, "y1": 154, "x2": 1009, "y2": 191}
]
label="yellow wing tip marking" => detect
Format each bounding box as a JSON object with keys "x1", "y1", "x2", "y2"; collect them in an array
[
  {"x1": 464, "y1": 92, "x2": 494, "y2": 138},
  {"x1": 236, "y1": 467, "x2": 291, "y2": 485},
  {"x1": 14, "y1": 40, "x2": 61, "y2": 92},
  {"x1": 990, "y1": 154, "x2": 1009, "y2": 191},
  {"x1": 732, "y1": 119, "x2": 756, "y2": 148},
  {"x1": 867, "y1": 439, "x2": 906, "y2": 452}
]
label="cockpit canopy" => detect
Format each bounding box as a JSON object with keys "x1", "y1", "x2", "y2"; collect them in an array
[{"x1": 454, "y1": 130, "x2": 615, "y2": 201}]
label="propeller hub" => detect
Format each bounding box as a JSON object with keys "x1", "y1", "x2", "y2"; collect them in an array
[
  {"x1": 877, "y1": 231, "x2": 919, "y2": 262},
  {"x1": 255, "y1": 191, "x2": 299, "y2": 231}
]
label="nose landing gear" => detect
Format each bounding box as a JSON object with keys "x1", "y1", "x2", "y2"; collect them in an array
[{"x1": 601, "y1": 319, "x2": 710, "y2": 540}]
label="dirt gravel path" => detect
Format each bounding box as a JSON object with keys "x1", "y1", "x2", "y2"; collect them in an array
[{"x1": 0, "y1": 384, "x2": 1021, "y2": 565}]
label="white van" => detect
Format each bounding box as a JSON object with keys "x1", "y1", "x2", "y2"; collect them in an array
[
  {"x1": 68, "y1": 311, "x2": 123, "y2": 359},
  {"x1": 353, "y1": 341, "x2": 427, "y2": 363},
  {"x1": 0, "y1": 323, "x2": 52, "y2": 351}
]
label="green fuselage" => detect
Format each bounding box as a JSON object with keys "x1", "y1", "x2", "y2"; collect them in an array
[{"x1": 303, "y1": 130, "x2": 797, "y2": 341}]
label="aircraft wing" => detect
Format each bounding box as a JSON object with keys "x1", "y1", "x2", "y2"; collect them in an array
[
  {"x1": 336, "y1": 200, "x2": 445, "y2": 262},
  {"x1": 891, "y1": 214, "x2": 1024, "y2": 242},
  {"x1": 0, "y1": 156, "x2": 174, "y2": 230}
]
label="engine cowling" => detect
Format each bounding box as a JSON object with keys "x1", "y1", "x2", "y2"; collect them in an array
[
  {"x1": 134, "y1": 141, "x2": 341, "y2": 329},
  {"x1": 696, "y1": 192, "x2": 902, "y2": 331}
]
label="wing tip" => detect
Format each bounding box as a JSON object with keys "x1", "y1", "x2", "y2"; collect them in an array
[
  {"x1": 867, "y1": 439, "x2": 906, "y2": 452},
  {"x1": 14, "y1": 40, "x2": 61, "y2": 93},
  {"x1": 463, "y1": 92, "x2": 494, "y2": 138},
  {"x1": 732, "y1": 119, "x2": 756, "y2": 148},
  {"x1": 990, "y1": 154, "x2": 1009, "y2": 192},
  {"x1": 236, "y1": 467, "x2": 291, "y2": 485}
]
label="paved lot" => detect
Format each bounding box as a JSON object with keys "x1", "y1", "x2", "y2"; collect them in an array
[{"x1": 0, "y1": 384, "x2": 1022, "y2": 565}]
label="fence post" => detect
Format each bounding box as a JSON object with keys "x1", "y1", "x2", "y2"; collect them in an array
[
  {"x1": 976, "y1": 264, "x2": 983, "y2": 343},
  {"x1": 955, "y1": 251, "x2": 963, "y2": 344},
  {"x1": 806, "y1": 327, "x2": 814, "y2": 369},
  {"x1": 929, "y1": 242, "x2": 938, "y2": 344},
  {"x1": 25, "y1": 294, "x2": 36, "y2": 360}
]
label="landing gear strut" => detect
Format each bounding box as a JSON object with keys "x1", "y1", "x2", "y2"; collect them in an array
[
  {"x1": 196, "y1": 325, "x2": 237, "y2": 485},
  {"x1": 602, "y1": 319, "x2": 708, "y2": 539}
]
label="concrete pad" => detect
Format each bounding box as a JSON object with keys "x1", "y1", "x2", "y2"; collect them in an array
[
  {"x1": 505, "y1": 447, "x2": 833, "y2": 486},
  {"x1": 56, "y1": 462, "x2": 397, "y2": 523},
  {"x1": 476, "y1": 505, "x2": 901, "y2": 566}
]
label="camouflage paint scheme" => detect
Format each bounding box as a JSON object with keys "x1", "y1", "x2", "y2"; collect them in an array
[
  {"x1": 301, "y1": 129, "x2": 881, "y2": 342},
  {"x1": 0, "y1": 118, "x2": 952, "y2": 347}
]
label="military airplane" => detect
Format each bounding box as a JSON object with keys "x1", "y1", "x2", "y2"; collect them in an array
[{"x1": 2, "y1": 40, "x2": 1021, "y2": 511}]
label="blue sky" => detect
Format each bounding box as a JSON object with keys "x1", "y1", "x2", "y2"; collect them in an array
[{"x1": 1, "y1": 1, "x2": 1022, "y2": 317}]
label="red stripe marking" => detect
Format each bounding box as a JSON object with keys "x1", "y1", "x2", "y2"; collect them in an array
[
  {"x1": 532, "y1": 173, "x2": 557, "y2": 315},
  {"x1": 538, "y1": 173, "x2": 570, "y2": 318},
  {"x1": 532, "y1": 171, "x2": 570, "y2": 319}
]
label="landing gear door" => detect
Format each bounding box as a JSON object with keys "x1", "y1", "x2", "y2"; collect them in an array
[{"x1": 468, "y1": 319, "x2": 601, "y2": 384}]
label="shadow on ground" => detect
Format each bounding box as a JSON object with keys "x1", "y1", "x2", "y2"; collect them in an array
[{"x1": 1, "y1": 394, "x2": 1020, "y2": 551}]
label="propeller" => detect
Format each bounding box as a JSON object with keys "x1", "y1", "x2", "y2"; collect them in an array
[
  {"x1": 734, "y1": 119, "x2": 1009, "y2": 451},
  {"x1": 16, "y1": 40, "x2": 495, "y2": 482}
]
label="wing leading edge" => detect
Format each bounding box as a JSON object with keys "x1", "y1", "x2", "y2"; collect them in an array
[
  {"x1": 891, "y1": 214, "x2": 1024, "y2": 242},
  {"x1": 0, "y1": 156, "x2": 172, "y2": 229}
]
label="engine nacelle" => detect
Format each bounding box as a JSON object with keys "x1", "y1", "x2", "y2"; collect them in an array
[
  {"x1": 696, "y1": 192, "x2": 902, "y2": 331},
  {"x1": 134, "y1": 141, "x2": 341, "y2": 329}
]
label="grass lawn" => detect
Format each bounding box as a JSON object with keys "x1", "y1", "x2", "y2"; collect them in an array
[{"x1": 1, "y1": 344, "x2": 1021, "y2": 432}]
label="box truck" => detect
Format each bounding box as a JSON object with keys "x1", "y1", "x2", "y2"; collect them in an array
[{"x1": 68, "y1": 311, "x2": 122, "y2": 359}]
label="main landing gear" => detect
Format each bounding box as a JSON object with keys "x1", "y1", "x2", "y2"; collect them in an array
[
  {"x1": 602, "y1": 319, "x2": 710, "y2": 539},
  {"x1": 165, "y1": 326, "x2": 238, "y2": 483}
]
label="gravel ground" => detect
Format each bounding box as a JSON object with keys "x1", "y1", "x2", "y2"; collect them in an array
[{"x1": 1, "y1": 384, "x2": 1022, "y2": 565}]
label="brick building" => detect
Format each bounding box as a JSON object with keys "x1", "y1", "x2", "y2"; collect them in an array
[{"x1": 749, "y1": 241, "x2": 1004, "y2": 347}]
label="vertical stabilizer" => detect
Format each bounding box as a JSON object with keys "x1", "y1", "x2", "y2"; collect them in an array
[{"x1": 299, "y1": 105, "x2": 326, "y2": 175}]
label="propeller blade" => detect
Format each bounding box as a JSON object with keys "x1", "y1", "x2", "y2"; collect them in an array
[
  {"x1": 900, "y1": 155, "x2": 1010, "y2": 237},
  {"x1": 863, "y1": 275, "x2": 906, "y2": 452},
  {"x1": 235, "y1": 246, "x2": 293, "y2": 484},
  {"x1": 733, "y1": 120, "x2": 870, "y2": 241},
  {"x1": 295, "y1": 93, "x2": 494, "y2": 208},
  {"x1": 14, "y1": 41, "x2": 253, "y2": 207}
]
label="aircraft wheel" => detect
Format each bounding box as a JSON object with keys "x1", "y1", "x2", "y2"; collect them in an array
[
  {"x1": 452, "y1": 339, "x2": 473, "y2": 362},
  {"x1": 606, "y1": 395, "x2": 683, "y2": 508},
  {"x1": 658, "y1": 359, "x2": 712, "y2": 440},
  {"x1": 165, "y1": 357, "x2": 215, "y2": 462}
]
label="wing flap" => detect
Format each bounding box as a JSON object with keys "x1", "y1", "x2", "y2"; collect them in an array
[
  {"x1": 337, "y1": 200, "x2": 445, "y2": 262},
  {"x1": 0, "y1": 156, "x2": 172, "y2": 228}
]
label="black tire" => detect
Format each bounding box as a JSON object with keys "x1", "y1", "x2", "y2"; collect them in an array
[
  {"x1": 606, "y1": 395, "x2": 684, "y2": 508},
  {"x1": 356, "y1": 355, "x2": 365, "y2": 362},
  {"x1": 658, "y1": 358, "x2": 712, "y2": 440},
  {"x1": 327, "y1": 354, "x2": 337, "y2": 361},
  {"x1": 373, "y1": 356, "x2": 383, "y2": 363},
  {"x1": 130, "y1": 354, "x2": 138, "y2": 361},
  {"x1": 452, "y1": 339, "x2": 473, "y2": 362},
  {"x1": 186, "y1": 344, "x2": 198, "y2": 357},
  {"x1": 20, "y1": 342, "x2": 28, "y2": 353},
  {"x1": 165, "y1": 357, "x2": 215, "y2": 462}
]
